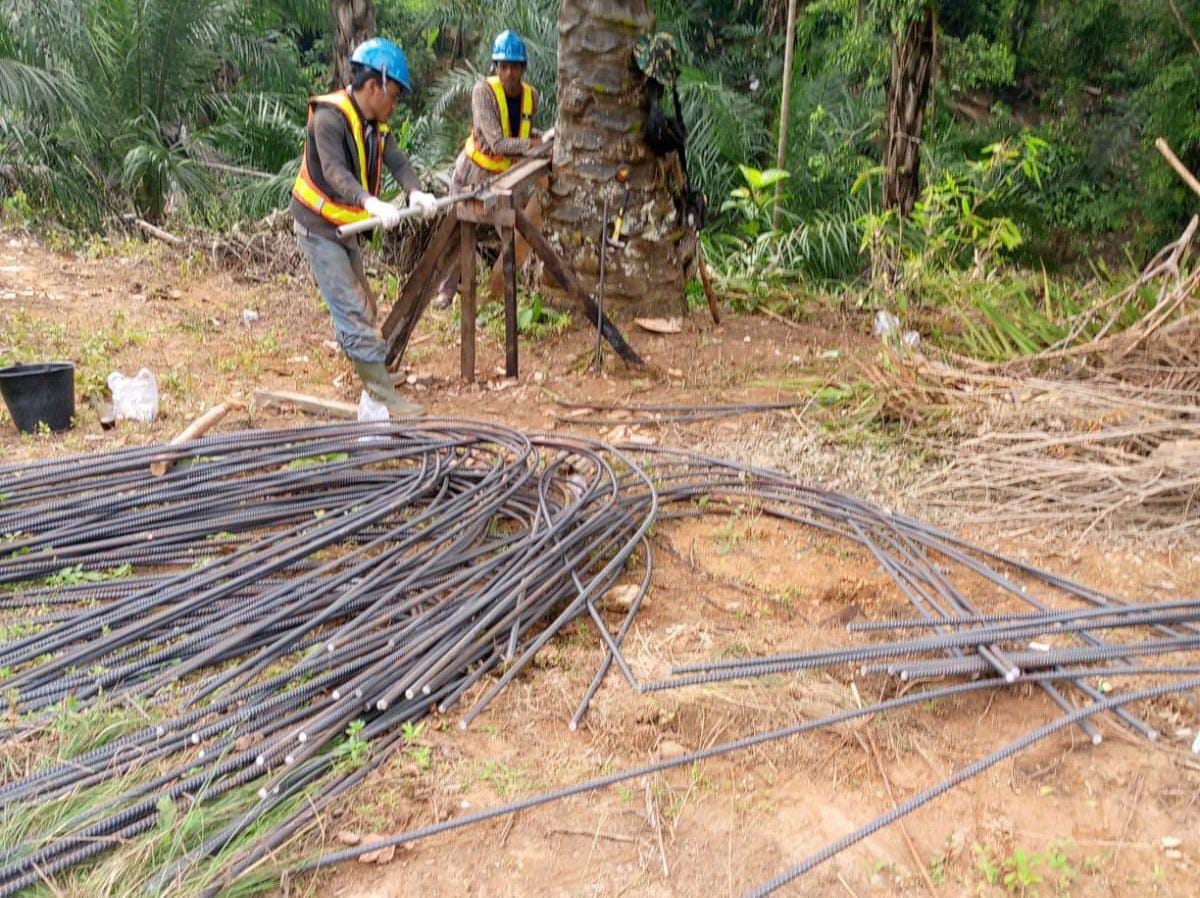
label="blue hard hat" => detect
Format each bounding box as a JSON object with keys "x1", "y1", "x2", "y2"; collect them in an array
[
  {"x1": 350, "y1": 37, "x2": 412, "y2": 91},
  {"x1": 491, "y1": 30, "x2": 528, "y2": 64}
]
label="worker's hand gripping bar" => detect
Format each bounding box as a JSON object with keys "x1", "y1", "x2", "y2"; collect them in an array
[{"x1": 335, "y1": 189, "x2": 484, "y2": 239}]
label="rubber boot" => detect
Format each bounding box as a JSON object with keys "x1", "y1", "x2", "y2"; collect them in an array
[{"x1": 351, "y1": 359, "x2": 425, "y2": 417}]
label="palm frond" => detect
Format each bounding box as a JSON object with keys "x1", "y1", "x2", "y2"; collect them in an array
[
  {"x1": 677, "y1": 69, "x2": 772, "y2": 208},
  {"x1": 0, "y1": 18, "x2": 82, "y2": 113}
]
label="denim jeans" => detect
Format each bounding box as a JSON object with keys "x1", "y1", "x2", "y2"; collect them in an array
[{"x1": 295, "y1": 225, "x2": 385, "y2": 363}]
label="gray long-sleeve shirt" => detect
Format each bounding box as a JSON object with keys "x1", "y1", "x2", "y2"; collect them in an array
[{"x1": 290, "y1": 94, "x2": 422, "y2": 243}]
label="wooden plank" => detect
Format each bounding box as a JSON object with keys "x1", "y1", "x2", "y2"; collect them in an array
[
  {"x1": 383, "y1": 211, "x2": 461, "y2": 366},
  {"x1": 514, "y1": 208, "x2": 644, "y2": 367},
  {"x1": 382, "y1": 209, "x2": 459, "y2": 337},
  {"x1": 253, "y1": 389, "x2": 357, "y2": 420},
  {"x1": 456, "y1": 202, "x2": 515, "y2": 227},
  {"x1": 489, "y1": 193, "x2": 542, "y2": 301},
  {"x1": 150, "y1": 402, "x2": 239, "y2": 476},
  {"x1": 455, "y1": 189, "x2": 504, "y2": 223},
  {"x1": 459, "y1": 222, "x2": 477, "y2": 383},
  {"x1": 489, "y1": 157, "x2": 551, "y2": 194},
  {"x1": 502, "y1": 227, "x2": 518, "y2": 377}
]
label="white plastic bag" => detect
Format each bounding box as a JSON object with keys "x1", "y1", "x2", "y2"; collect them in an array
[
  {"x1": 357, "y1": 390, "x2": 390, "y2": 422},
  {"x1": 872, "y1": 310, "x2": 900, "y2": 339},
  {"x1": 107, "y1": 368, "x2": 159, "y2": 423}
]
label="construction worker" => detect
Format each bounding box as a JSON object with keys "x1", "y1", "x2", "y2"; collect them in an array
[
  {"x1": 433, "y1": 30, "x2": 543, "y2": 308},
  {"x1": 291, "y1": 37, "x2": 437, "y2": 417}
]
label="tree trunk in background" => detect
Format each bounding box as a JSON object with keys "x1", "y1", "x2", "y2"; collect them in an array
[
  {"x1": 883, "y1": 3, "x2": 935, "y2": 216},
  {"x1": 331, "y1": 0, "x2": 375, "y2": 89},
  {"x1": 546, "y1": 0, "x2": 696, "y2": 314}
]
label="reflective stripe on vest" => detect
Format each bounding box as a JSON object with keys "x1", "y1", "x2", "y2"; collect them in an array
[
  {"x1": 464, "y1": 77, "x2": 533, "y2": 174},
  {"x1": 292, "y1": 90, "x2": 390, "y2": 226}
]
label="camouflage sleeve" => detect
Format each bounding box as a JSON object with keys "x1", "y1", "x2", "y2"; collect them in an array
[{"x1": 471, "y1": 80, "x2": 538, "y2": 158}]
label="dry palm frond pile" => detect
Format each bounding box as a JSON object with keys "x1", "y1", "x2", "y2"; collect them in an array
[{"x1": 868, "y1": 216, "x2": 1200, "y2": 537}]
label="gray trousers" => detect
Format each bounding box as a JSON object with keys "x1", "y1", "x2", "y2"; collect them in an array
[{"x1": 295, "y1": 224, "x2": 386, "y2": 364}]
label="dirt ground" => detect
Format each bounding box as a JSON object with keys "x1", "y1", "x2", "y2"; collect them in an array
[{"x1": 2, "y1": 231, "x2": 1198, "y2": 897}]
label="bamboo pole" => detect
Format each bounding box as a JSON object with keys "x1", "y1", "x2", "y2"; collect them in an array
[{"x1": 772, "y1": 0, "x2": 799, "y2": 229}]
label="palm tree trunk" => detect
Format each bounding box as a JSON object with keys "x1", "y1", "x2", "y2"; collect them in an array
[
  {"x1": 883, "y1": 2, "x2": 935, "y2": 216},
  {"x1": 546, "y1": 0, "x2": 696, "y2": 314},
  {"x1": 330, "y1": 0, "x2": 375, "y2": 89}
]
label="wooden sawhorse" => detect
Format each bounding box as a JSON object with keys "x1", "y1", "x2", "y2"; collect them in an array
[{"x1": 380, "y1": 155, "x2": 643, "y2": 379}]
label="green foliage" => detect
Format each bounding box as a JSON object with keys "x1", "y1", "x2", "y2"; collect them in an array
[
  {"x1": 973, "y1": 840, "x2": 1084, "y2": 895},
  {"x1": 333, "y1": 718, "x2": 370, "y2": 768},
  {"x1": 1, "y1": 0, "x2": 1197, "y2": 300},
  {"x1": 858, "y1": 134, "x2": 1049, "y2": 293},
  {"x1": 0, "y1": 0, "x2": 315, "y2": 228},
  {"x1": 45, "y1": 562, "x2": 134, "y2": 588},
  {"x1": 477, "y1": 293, "x2": 569, "y2": 340}
]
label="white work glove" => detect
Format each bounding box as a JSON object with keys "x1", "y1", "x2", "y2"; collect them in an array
[
  {"x1": 363, "y1": 196, "x2": 403, "y2": 229},
  {"x1": 408, "y1": 190, "x2": 438, "y2": 219}
]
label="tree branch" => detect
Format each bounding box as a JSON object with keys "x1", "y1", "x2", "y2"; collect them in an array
[{"x1": 1167, "y1": 0, "x2": 1200, "y2": 60}]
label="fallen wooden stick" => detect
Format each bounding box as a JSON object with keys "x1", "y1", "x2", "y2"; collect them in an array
[
  {"x1": 123, "y1": 215, "x2": 183, "y2": 246},
  {"x1": 696, "y1": 244, "x2": 721, "y2": 325},
  {"x1": 1156, "y1": 138, "x2": 1200, "y2": 200},
  {"x1": 253, "y1": 388, "x2": 357, "y2": 420},
  {"x1": 759, "y1": 306, "x2": 805, "y2": 331},
  {"x1": 151, "y1": 401, "x2": 241, "y2": 476}
]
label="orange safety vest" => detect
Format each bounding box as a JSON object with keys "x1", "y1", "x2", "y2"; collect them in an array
[
  {"x1": 463, "y1": 77, "x2": 534, "y2": 174},
  {"x1": 292, "y1": 90, "x2": 390, "y2": 226}
]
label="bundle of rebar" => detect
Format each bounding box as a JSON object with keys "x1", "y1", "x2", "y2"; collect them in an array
[{"x1": 0, "y1": 421, "x2": 1196, "y2": 897}]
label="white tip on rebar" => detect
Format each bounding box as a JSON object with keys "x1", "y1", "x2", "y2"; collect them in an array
[
  {"x1": 422, "y1": 685, "x2": 431, "y2": 696},
  {"x1": 331, "y1": 690, "x2": 341, "y2": 700},
  {"x1": 1092, "y1": 733, "x2": 1103, "y2": 746},
  {"x1": 459, "y1": 720, "x2": 468, "y2": 730},
  {"x1": 404, "y1": 689, "x2": 415, "y2": 700},
  {"x1": 198, "y1": 748, "x2": 206, "y2": 759},
  {"x1": 899, "y1": 671, "x2": 910, "y2": 682},
  {"x1": 1005, "y1": 668, "x2": 1021, "y2": 684},
  {"x1": 256, "y1": 755, "x2": 265, "y2": 766},
  {"x1": 376, "y1": 699, "x2": 388, "y2": 711},
  {"x1": 285, "y1": 753, "x2": 295, "y2": 765},
  {"x1": 155, "y1": 726, "x2": 166, "y2": 738},
  {"x1": 297, "y1": 732, "x2": 307, "y2": 744},
  {"x1": 190, "y1": 733, "x2": 200, "y2": 744},
  {"x1": 568, "y1": 720, "x2": 578, "y2": 732},
  {"x1": 326, "y1": 643, "x2": 336, "y2": 654},
  {"x1": 257, "y1": 788, "x2": 268, "y2": 800}
]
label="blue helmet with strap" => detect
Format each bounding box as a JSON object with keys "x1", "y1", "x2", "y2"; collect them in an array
[
  {"x1": 350, "y1": 38, "x2": 412, "y2": 91},
  {"x1": 491, "y1": 30, "x2": 528, "y2": 64}
]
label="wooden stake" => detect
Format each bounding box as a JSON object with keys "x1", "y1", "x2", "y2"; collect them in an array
[
  {"x1": 459, "y1": 222, "x2": 477, "y2": 383},
  {"x1": 503, "y1": 223, "x2": 519, "y2": 378}
]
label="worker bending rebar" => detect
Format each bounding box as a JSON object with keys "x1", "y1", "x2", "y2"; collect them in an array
[{"x1": 290, "y1": 38, "x2": 435, "y2": 417}]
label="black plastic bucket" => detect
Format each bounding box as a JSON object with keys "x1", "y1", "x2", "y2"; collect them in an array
[{"x1": 0, "y1": 362, "x2": 76, "y2": 433}]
